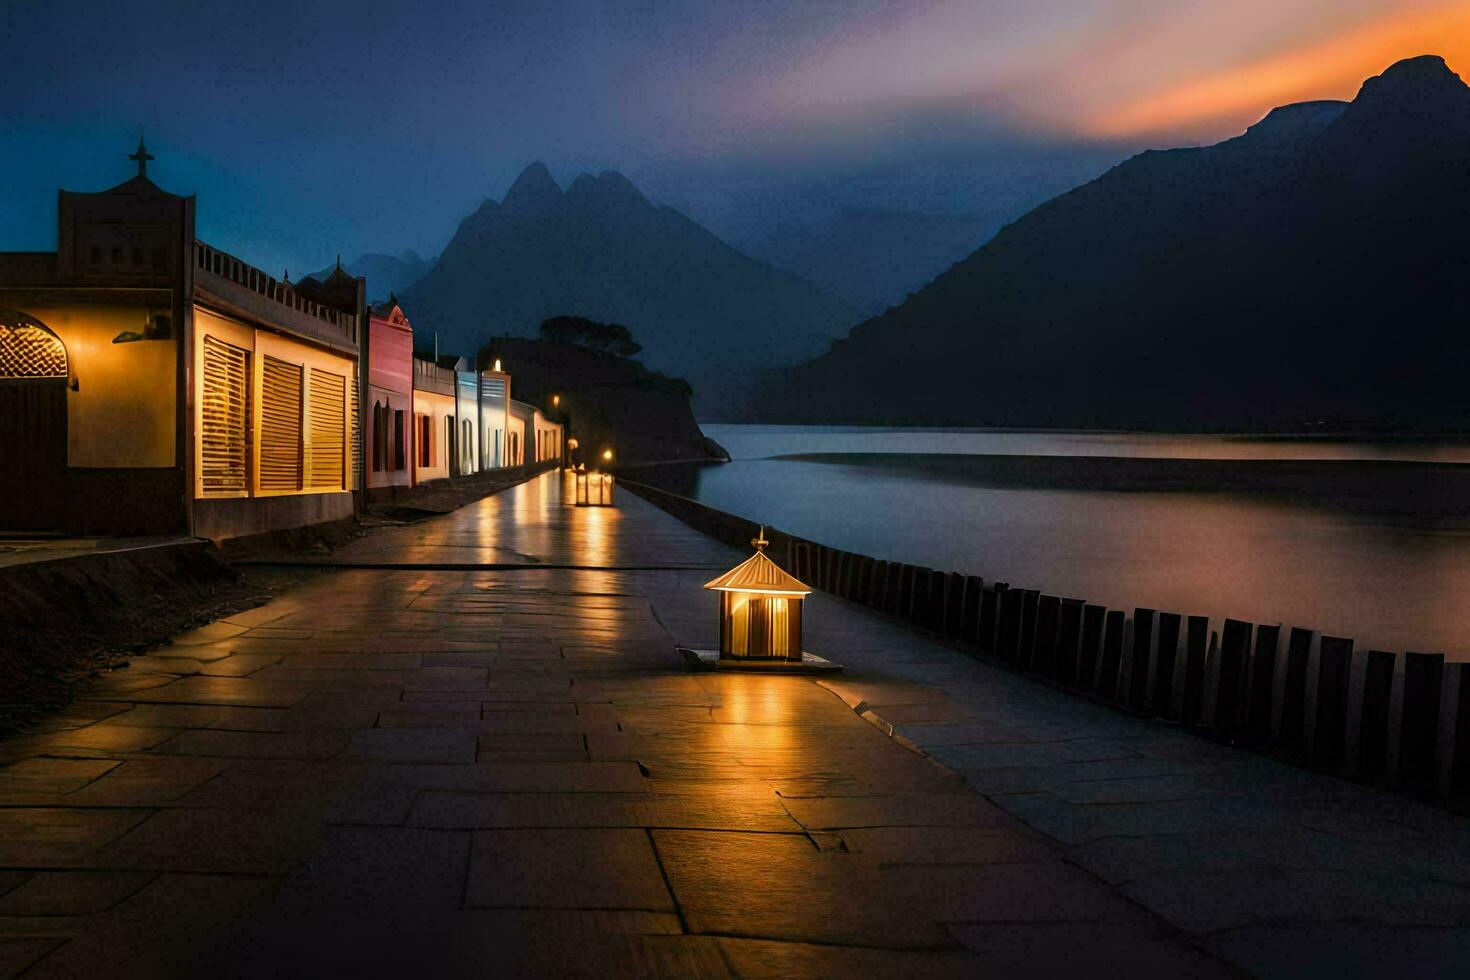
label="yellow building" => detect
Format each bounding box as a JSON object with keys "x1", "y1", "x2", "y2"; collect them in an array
[{"x1": 0, "y1": 144, "x2": 366, "y2": 538}]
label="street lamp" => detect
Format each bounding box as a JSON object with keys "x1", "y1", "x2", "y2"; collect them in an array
[{"x1": 704, "y1": 528, "x2": 809, "y2": 660}]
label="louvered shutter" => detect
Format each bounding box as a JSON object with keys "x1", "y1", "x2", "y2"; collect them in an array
[
  {"x1": 200, "y1": 336, "x2": 249, "y2": 496},
  {"x1": 349, "y1": 384, "x2": 361, "y2": 487},
  {"x1": 259, "y1": 355, "x2": 303, "y2": 492},
  {"x1": 308, "y1": 368, "x2": 346, "y2": 490}
]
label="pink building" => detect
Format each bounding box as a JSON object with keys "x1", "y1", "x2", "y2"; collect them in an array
[{"x1": 365, "y1": 296, "x2": 414, "y2": 496}]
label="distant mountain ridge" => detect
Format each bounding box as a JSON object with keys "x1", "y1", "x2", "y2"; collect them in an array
[
  {"x1": 751, "y1": 55, "x2": 1470, "y2": 431},
  {"x1": 746, "y1": 208, "x2": 996, "y2": 315},
  {"x1": 398, "y1": 163, "x2": 856, "y2": 409},
  {"x1": 306, "y1": 251, "x2": 433, "y2": 302}
]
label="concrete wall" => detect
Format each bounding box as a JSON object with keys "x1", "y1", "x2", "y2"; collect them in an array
[{"x1": 193, "y1": 490, "x2": 354, "y2": 541}]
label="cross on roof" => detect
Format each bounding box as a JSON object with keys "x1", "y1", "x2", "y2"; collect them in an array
[{"x1": 129, "y1": 137, "x2": 155, "y2": 179}]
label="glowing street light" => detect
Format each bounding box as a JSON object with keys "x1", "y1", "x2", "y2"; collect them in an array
[
  {"x1": 704, "y1": 528, "x2": 810, "y2": 661},
  {"x1": 680, "y1": 526, "x2": 840, "y2": 673},
  {"x1": 574, "y1": 464, "x2": 614, "y2": 506}
]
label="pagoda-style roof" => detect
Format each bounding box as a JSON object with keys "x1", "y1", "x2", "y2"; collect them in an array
[{"x1": 704, "y1": 548, "x2": 810, "y2": 596}]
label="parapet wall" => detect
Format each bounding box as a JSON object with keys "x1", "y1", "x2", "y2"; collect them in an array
[{"x1": 620, "y1": 478, "x2": 1470, "y2": 814}]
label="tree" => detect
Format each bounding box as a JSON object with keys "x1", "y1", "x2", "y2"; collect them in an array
[{"x1": 538, "y1": 316, "x2": 642, "y2": 357}]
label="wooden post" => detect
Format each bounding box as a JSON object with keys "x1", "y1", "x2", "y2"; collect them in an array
[
  {"x1": 1151, "y1": 612, "x2": 1182, "y2": 720},
  {"x1": 1450, "y1": 663, "x2": 1470, "y2": 807},
  {"x1": 979, "y1": 584, "x2": 1004, "y2": 656},
  {"x1": 1314, "y1": 636, "x2": 1354, "y2": 770},
  {"x1": 1359, "y1": 650, "x2": 1395, "y2": 778},
  {"x1": 1246, "y1": 625, "x2": 1281, "y2": 743},
  {"x1": 961, "y1": 576, "x2": 983, "y2": 644},
  {"x1": 1182, "y1": 616, "x2": 1209, "y2": 727},
  {"x1": 1077, "y1": 604, "x2": 1106, "y2": 693},
  {"x1": 909, "y1": 567, "x2": 932, "y2": 625},
  {"x1": 851, "y1": 555, "x2": 870, "y2": 602},
  {"x1": 1279, "y1": 627, "x2": 1314, "y2": 751},
  {"x1": 1016, "y1": 590, "x2": 1041, "y2": 672},
  {"x1": 1056, "y1": 599, "x2": 1085, "y2": 688},
  {"x1": 1399, "y1": 651, "x2": 1445, "y2": 794},
  {"x1": 1215, "y1": 619, "x2": 1252, "y2": 739},
  {"x1": 944, "y1": 572, "x2": 967, "y2": 637},
  {"x1": 1032, "y1": 595, "x2": 1061, "y2": 677},
  {"x1": 840, "y1": 555, "x2": 858, "y2": 602},
  {"x1": 895, "y1": 564, "x2": 914, "y2": 618},
  {"x1": 1127, "y1": 608, "x2": 1156, "y2": 713},
  {"x1": 1099, "y1": 610, "x2": 1126, "y2": 701},
  {"x1": 928, "y1": 572, "x2": 950, "y2": 632},
  {"x1": 864, "y1": 560, "x2": 886, "y2": 608},
  {"x1": 996, "y1": 587, "x2": 1024, "y2": 663},
  {"x1": 884, "y1": 562, "x2": 903, "y2": 615},
  {"x1": 793, "y1": 542, "x2": 811, "y2": 584}
]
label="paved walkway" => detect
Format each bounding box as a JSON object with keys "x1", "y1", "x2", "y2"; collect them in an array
[{"x1": 0, "y1": 470, "x2": 1460, "y2": 976}]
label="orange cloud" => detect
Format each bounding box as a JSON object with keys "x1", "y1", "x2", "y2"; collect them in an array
[{"x1": 1090, "y1": 2, "x2": 1470, "y2": 139}]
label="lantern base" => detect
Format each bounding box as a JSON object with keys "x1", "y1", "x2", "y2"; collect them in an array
[{"x1": 678, "y1": 647, "x2": 842, "y2": 674}]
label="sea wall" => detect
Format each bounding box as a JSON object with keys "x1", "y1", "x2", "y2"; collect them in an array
[{"x1": 620, "y1": 478, "x2": 1470, "y2": 813}]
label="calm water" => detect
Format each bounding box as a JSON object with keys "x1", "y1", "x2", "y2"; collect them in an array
[{"x1": 670, "y1": 425, "x2": 1470, "y2": 660}]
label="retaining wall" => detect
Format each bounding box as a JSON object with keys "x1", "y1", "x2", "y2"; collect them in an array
[{"x1": 620, "y1": 478, "x2": 1470, "y2": 812}]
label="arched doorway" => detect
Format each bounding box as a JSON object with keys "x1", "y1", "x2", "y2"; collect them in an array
[{"x1": 0, "y1": 310, "x2": 69, "y2": 531}]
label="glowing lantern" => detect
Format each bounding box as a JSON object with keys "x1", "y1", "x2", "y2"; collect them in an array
[
  {"x1": 703, "y1": 528, "x2": 811, "y2": 661},
  {"x1": 574, "y1": 464, "x2": 614, "y2": 506}
]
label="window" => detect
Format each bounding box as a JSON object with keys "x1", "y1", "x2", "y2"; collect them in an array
[
  {"x1": 417, "y1": 415, "x2": 432, "y2": 468},
  {"x1": 200, "y1": 337, "x2": 249, "y2": 496},
  {"x1": 371, "y1": 401, "x2": 385, "y2": 472},
  {"x1": 445, "y1": 417, "x2": 454, "y2": 472},
  {"x1": 393, "y1": 410, "x2": 406, "y2": 470},
  {"x1": 259, "y1": 355, "x2": 303, "y2": 492},
  {"x1": 307, "y1": 368, "x2": 346, "y2": 490}
]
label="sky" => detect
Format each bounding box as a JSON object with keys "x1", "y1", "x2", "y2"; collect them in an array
[{"x1": 2, "y1": 0, "x2": 1466, "y2": 274}]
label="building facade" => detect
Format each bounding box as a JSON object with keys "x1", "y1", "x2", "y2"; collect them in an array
[
  {"x1": 479, "y1": 365, "x2": 510, "y2": 471},
  {"x1": 0, "y1": 146, "x2": 365, "y2": 538},
  {"x1": 411, "y1": 356, "x2": 455, "y2": 484},
  {"x1": 364, "y1": 297, "x2": 414, "y2": 497}
]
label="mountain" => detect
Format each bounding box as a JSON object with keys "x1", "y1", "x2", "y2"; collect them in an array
[
  {"x1": 745, "y1": 208, "x2": 996, "y2": 315},
  {"x1": 306, "y1": 251, "x2": 433, "y2": 302},
  {"x1": 750, "y1": 55, "x2": 1470, "y2": 431},
  {"x1": 398, "y1": 163, "x2": 856, "y2": 411}
]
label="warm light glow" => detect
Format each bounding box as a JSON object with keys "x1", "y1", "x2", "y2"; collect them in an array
[
  {"x1": 552, "y1": 394, "x2": 560, "y2": 406},
  {"x1": 1090, "y1": 5, "x2": 1470, "y2": 138},
  {"x1": 493, "y1": 358, "x2": 502, "y2": 372},
  {"x1": 602, "y1": 448, "x2": 613, "y2": 462}
]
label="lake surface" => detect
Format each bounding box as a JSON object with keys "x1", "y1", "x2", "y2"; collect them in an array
[{"x1": 659, "y1": 425, "x2": 1470, "y2": 661}]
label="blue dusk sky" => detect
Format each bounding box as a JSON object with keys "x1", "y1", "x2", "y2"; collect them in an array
[{"x1": 3, "y1": 0, "x2": 1465, "y2": 274}]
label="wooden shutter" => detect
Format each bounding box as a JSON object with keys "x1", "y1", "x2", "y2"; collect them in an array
[
  {"x1": 308, "y1": 368, "x2": 346, "y2": 490},
  {"x1": 259, "y1": 355, "x2": 303, "y2": 492},
  {"x1": 349, "y1": 385, "x2": 361, "y2": 487},
  {"x1": 200, "y1": 336, "x2": 248, "y2": 496},
  {"x1": 393, "y1": 410, "x2": 406, "y2": 470}
]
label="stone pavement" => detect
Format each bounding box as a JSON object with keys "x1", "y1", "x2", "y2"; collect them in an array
[{"x1": 0, "y1": 470, "x2": 1454, "y2": 976}]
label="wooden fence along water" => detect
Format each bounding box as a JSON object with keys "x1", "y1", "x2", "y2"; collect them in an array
[{"x1": 620, "y1": 479, "x2": 1470, "y2": 811}]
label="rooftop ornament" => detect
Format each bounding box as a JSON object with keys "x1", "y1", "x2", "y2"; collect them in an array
[{"x1": 681, "y1": 527, "x2": 840, "y2": 673}]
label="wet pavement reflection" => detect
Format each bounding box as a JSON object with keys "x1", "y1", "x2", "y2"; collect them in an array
[{"x1": 0, "y1": 472, "x2": 1241, "y2": 976}]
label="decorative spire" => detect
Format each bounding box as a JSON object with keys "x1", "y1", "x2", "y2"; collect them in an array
[
  {"x1": 128, "y1": 135, "x2": 155, "y2": 179},
  {"x1": 334, "y1": 254, "x2": 342, "y2": 272},
  {"x1": 751, "y1": 526, "x2": 768, "y2": 552}
]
